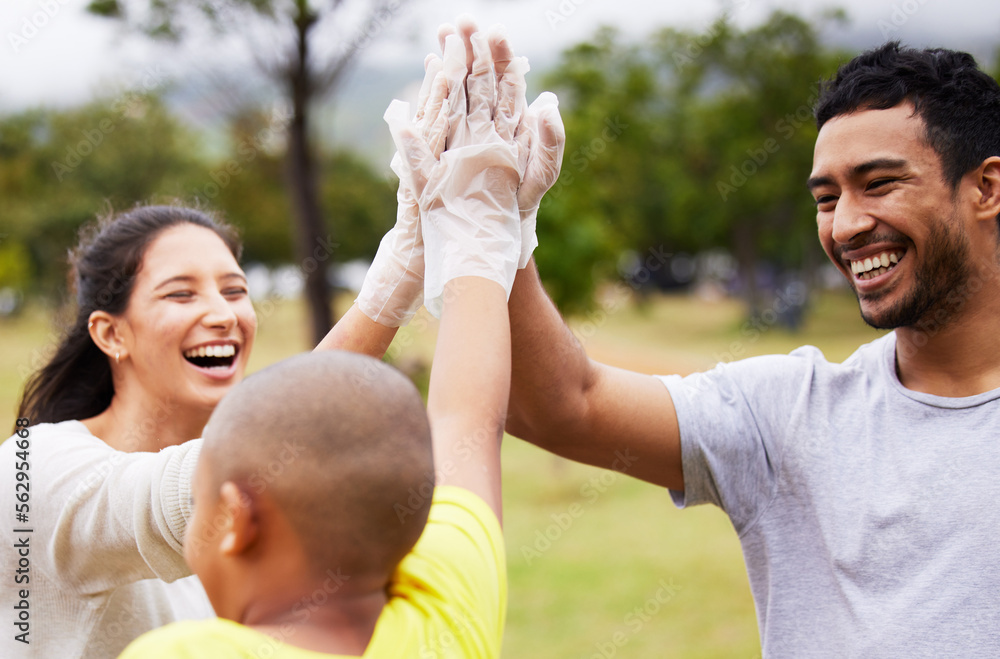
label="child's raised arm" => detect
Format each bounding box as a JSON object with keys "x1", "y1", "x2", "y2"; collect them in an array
[
  {"x1": 390, "y1": 26, "x2": 528, "y2": 521},
  {"x1": 428, "y1": 277, "x2": 510, "y2": 520}
]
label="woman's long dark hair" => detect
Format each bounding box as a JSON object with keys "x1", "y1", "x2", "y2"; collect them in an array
[{"x1": 16, "y1": 205, "x2": 242, "y2": 429}]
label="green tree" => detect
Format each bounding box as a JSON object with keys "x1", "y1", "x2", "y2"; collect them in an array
[
  {"x1": 0, "y1": 94, "x2": 203, "y2": 296},
  {"x1": 539, "y1": 10, "x2": 849, "y2": 317},
  {"x1": 89, "y1": 0, "x2": 412, "y2": 344}
]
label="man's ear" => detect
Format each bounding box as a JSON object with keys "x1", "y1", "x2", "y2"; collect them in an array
[
  {"x1": 88, "y1": 311, "x2": 129, "y2": 364},
  {"x1": 971, "y1": 156, "x2": 1000, "y2": 223},
  {"x1": 218, "y1": 481, "x2": 258, "y2": 556}
]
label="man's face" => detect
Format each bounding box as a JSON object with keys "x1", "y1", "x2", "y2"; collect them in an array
[{"x1": 809, "y1": 103, "x2": 973, "y2": 330}]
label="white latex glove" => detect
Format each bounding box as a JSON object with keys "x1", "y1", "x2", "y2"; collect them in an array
[
  {"x1": 385, "y1": 31, "x2": 524, "y2": 318},
  {"x1": 442, "y1": 17, "x2": 565, "y2": 269},
  {"x1": 355, "y1": 55, "x2": 448, "y2": 326},
  {"x1": 514, "y1": 93, "x2": 565, "y2": 268}
]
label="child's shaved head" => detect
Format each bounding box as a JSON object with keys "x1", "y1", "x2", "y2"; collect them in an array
[{"x1": 200, "y1": 351, "x2": 434, "y2": 579}]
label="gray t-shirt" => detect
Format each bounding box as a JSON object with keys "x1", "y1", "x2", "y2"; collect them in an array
[{"x1": 660, "y1": 331, "x2": 1000, "y2": 657}]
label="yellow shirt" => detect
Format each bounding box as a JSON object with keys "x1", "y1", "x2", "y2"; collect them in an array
[{"x1": 118, "y1": 486, "x2": 506, "y2": 658}]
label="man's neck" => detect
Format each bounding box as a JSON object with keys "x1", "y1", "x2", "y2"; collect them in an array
[{"x1": 895, "y1": 300, "x2": 1000, "y2": 397}]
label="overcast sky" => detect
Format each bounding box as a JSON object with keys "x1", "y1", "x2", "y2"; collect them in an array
[{"x1": 3, "y1": 0, "x2": 1000, "y2": 124}]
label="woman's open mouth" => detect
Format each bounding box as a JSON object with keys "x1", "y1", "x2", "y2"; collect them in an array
[{"x1": 183, "y1": 343, "x2": 238, "y2": 370}]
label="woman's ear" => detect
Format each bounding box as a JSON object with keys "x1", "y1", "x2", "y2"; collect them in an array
[
  {"x1": 88, "y1": 311, "x2": 129, "y2": 365},
  {"x1": 218, "y1": 481, "x2": 258, "y2": 556}
]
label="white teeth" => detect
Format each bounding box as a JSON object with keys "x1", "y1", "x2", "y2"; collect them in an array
[
  {"x1": 850, "y1": 251, "x2": 902, "y2": 278},
  {"x1": 184, "y1": 344, "x2": 236, "y2": 359}
]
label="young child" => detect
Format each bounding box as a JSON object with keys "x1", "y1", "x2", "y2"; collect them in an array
[
  {"x1": 116, "y1": 16, "x2": 559, "y2": 658},
  {"x1": 118, "y1": 330, "x2": 509, "y2": 657}
]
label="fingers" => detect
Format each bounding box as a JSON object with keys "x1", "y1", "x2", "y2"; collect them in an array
[
  {"x1": 487, "y1": 24, "x2": 513, "y2": 79},
  {"x1": 517, "y1": 93, "x2": 565, "y2": 210},
  {"x1": 437, "y1": 23, "x2": 456, "y2": 54},
  {"x1": 415, "y1": 53, "x2": 443, "y2": 125},
  {"x1": 467, "y1": 31, "x2": 497, "y2": 130},
  {"x1": 384, "y1": 100, "x2": 435, "y2": 198},
  {"x1": 422, "y1": 72, "x2": 450, "y2": 159},
  {"x1": 442, "y1": 33, "x2": 469, "y2": 148},
  {"x1": 455, "y1": 14, "x2": 479, "y2": 73},
  {"x1": 536, "y1": 100, "x2": 566, "y2": 161},
  {"x1": 496, "y1": 56, "x2": 528, "y2": 144}
]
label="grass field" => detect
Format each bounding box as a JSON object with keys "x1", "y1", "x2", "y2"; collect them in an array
[{"x1": 0, "y1": 288, "x2": 885, "y2": 658}]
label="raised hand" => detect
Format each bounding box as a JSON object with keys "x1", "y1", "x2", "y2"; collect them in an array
[
  {"x1": 354, "y1": 54, "x2": 449, "y2": 327},
  {"x1": 386, "y1": 29, "x2": 525, "y2": 317}
]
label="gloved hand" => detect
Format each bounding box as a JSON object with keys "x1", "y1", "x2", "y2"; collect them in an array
[
  {"x1": 355, "y1": 54, "x2": 448, "y2": 327},
  {"x1": 386, "y1": 30, "x2": 525, "y2": 318},
  {"x1": 514, "y1": 93, "x2": 565, "y2": 268},
  {"x1": 441, "y1": 17, "x2": 566, "y2": 269}
]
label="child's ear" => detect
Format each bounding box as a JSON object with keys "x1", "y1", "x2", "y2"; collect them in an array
[{"x1": 218, "y1": 481, "x2": 258, "y2": 556}]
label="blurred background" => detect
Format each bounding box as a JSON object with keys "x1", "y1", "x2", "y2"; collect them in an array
[{"x1": 2, "y1": 0, "x2": 999, "y2": 656}]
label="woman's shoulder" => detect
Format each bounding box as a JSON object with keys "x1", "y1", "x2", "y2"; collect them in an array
[{"x1": 3, "y1": 419, "x2": 100, "y2": 451}]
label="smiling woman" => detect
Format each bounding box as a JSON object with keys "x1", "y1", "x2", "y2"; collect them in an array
[{"x1": 1, "y1": 205, "x2": 258, "y2": 658}]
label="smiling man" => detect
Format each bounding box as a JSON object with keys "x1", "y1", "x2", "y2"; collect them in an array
[{"x1": 504, "y1": 42, "x2": 1000, "y2": 655}]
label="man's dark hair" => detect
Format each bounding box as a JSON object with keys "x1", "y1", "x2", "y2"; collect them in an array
[{"x1": 815, "y1": 41, "x2": 1000, "y2": 188}]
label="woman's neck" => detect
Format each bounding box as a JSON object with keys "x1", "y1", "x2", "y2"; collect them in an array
[{"x1": 82, "y1": 393, "x2": 209, "y2": 452}]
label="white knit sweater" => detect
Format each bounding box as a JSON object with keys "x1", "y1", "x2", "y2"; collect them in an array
[{"x1": 0, "y1": 421, "x2": 213, "y2": 658}]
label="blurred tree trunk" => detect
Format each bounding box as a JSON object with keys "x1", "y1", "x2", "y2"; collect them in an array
[{"x1": 286, "y1": 4, "x2": 332, "y2": 344}]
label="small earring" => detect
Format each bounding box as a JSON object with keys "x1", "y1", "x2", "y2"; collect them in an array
[
  {"x1": 115, "y1": 351, "x2": 120, "y2": 364},
  {"x1": 88, "y1": 321, "x2": 94, "y2": 330}
]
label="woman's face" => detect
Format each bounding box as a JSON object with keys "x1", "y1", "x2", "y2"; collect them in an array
[{"x1": 118, "y1": 223, "x2": 257, "y2": 417}]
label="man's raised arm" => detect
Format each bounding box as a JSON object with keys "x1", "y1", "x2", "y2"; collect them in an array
[{"x1": 505, "y1": 262, "x2": 684, "y2": 491}]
